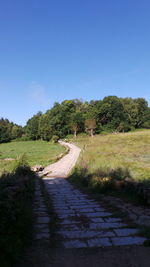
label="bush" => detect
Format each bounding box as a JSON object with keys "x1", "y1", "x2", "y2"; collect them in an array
[
  {"x1": 69, "y1": 166, "x2": 132, "y2": 194},
  {"x1": 0, "y1": 165, "x2": 36, "y2": 267},
  {"x1": 14, "y1": 135, "x2": 30, "y2": 141},
  {"x1": 52, "y1": 135, "x2": 59, "y2": 143}
]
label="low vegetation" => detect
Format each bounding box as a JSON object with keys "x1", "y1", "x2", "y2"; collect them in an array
[
  {"x1": 0, "y1": 140, "x2": 66, "y2": 175},
  {"x1": 69, "y1": 130, "x2": 150, "y2": 204},
  {"x1": 0, "y1": 163, "x2": 36, "y2": 267}
]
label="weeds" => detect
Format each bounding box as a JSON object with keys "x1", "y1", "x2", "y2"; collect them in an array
[{"x1": 0, "y1": 165, "x2": 36, "y2": 267}]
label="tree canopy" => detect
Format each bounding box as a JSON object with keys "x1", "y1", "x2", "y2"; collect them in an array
[{"x1": 1, "y1": 96, "x2": 150, "y2": 143}]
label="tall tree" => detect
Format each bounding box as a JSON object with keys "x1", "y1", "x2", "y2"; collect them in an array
[
  {"x1": 26, "y1": 112, "x2": 42, "y2": 140},
  {"x1": 85, "y1": 118, "x2": 96, "y2": 137}
]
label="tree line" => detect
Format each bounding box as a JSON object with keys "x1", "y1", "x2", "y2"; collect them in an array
[
  {"x1": 1, "y1": 96, "x2": 150, "y2": 143},
  {"x1": 25, "y1": 96, "x2": 150, "y2": 141},
  {"x1": 0, "y1": 118, "x2": 24, "y2": 143}
]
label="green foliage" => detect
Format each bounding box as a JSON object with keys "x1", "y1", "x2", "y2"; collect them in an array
[
  {"x1": 1, "y1": 96, "x2": 150, "y2": 143},
  {"x1": 0, "y1": 165, "x2": 36, "y2": 266},
  {"x1": 51, "y1": 135, "x2": 59, "y2": 143},
  {"x1": 69, "y1": 165, "x2": 132, "y2": 194},
  {"x1": 0, "y1": 118, "x2": 23, "y2": 143},
  {"x1": 85, "y1": 118, "x2": 96, "y2": 136},
  {"x1": 25, "y1": 111, "x2": 42, "y2": 140},
  {"x1": 27, "y1": 96, "x2": 148, "y2": 140}
]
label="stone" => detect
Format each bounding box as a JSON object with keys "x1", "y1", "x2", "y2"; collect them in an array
[
  {"x1": 37, "y1": 217, "x2": 50, "y2": 224},
  {"x1": 35, "y1": 232, "x2": 50, "y2": 240},
  {"x1": 85, "y1": 212, "x2": 112, "y2": 218},
  {"x1": 59, "y1": 230, "x2": 115, "y2": 239},
  {"x1": 105, "y1": 217, "x2": 122, "y2": 223},
  {"x1": 114, "y1": 228, "x2": 139, "y2": 236},
  {"x1": 89, "y1": 222, "x2": 127, "y2": 229},
  {"x1": 63, "y1": 240, "x2": 87, "y2": 248},
  {"x1": 87, "y1": 237, "x2": 112, "y2": 247},
  {"x1": 91, "y1": 218, "x2": 104, "y2": 223},
  {"x1": 111, "y1": 236, "x2": 146, "y2": 246},
  {"x1": 32, "y1": 165, "x2": 44, "y2": 172}
]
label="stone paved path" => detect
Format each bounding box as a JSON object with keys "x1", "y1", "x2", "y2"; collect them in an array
[
  {"x1": 33, "y1": 179, "x2": 50, "y2": 241},
  {"x1": 35, "y1": 141, "x2": 147, "y2": 248},
  {"x1": 43, "y1": 177, "x2": 146, "y2": 248}
]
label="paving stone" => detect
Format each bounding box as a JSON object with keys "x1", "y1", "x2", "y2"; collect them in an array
[
  {"x1": 78, "y1": 208, "x2": 95, "y2": 213},
  {"x1": 35, "y1": 224, "x2": 49, "y2": 230},
  {"x1": 91, "y1": 218, "x2": 104, "y2": 223},
  {"x1": 63, "y1": 240, "x2": 87, "y2": 248},
  {"x1": 105, "y1": 217, "x2": 122, "y2": 223},
  {"x1": 35, "y1": 232, "x2": 50, "y2": 240},
  {"x1": 37, "y1": 217, "x2": 50, "y2": 224},
  {"x1": 111, "y1": 236, "x2": 146, "y2": 246},
  {"x1": 85, "y1": 212, "x2": 112, "y2": 218},
  {"x1": 70, "y1": 205, "x2": 89, "y2": 209},
  {"x1": 59, "y1": 230, "x2": 115, "y2": 238},
  {"x1": 89, "y1": 222, "x2": 127, "y2": 229},
  {"x1": 60, "y1": 219, "x2": 79, "y2": 225},
  {"x1": 87, "y1": 237, "x2": 112, "y2": 247},
  {"x1": 56, "y1": 210, "x2": 73, "y2": 215},
  {"x1": 94, "y1": 208, "x2": 105, "y2": 212},
  {"x1": 114, "y1": 228, "x2": 139, "y2": 236},
  {"x1": 58, "y1": 214, "x2": 76, "y2": 219}
]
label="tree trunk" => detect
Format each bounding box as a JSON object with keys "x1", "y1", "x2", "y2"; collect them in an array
[
  {"x1": 74, "y1": 130, "x2": 77, "y2": 138},
  {"x1": 90, "y1": 128, "x2": 93, "y2": 137}
]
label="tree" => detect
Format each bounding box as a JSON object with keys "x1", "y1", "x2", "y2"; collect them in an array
[
  {"x1": 98, "y1": 96, "x2": 127, "y2": 131},
  {"x1": 38, "y1": 114, "x2": 52, "y2": 141},
  {"x1": 69, "y1": 111, "x2": 84, "y2": 138},
  {"x1": 85, "y1": 118, "x2": 96, "y2": 137},
  {"x1": 26, "y1": 112, "x2": 42, "y2": 140}
]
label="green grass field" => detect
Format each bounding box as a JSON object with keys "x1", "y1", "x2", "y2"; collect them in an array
[
  {"x1": 0, "y1": 140, "x2": 65, "y2": 175},
  {"x1": 73, "y1": 130, "x2": 150, "y2": 182}
]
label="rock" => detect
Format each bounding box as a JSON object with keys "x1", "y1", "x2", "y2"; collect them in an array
[
  {"x1": 4, "y1": 158, "x2": 14, "y2": 161},
  {"x1": 32, "y1": 165, "x2": 44, "y2": 172}
]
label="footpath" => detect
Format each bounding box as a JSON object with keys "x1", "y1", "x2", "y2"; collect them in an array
[{"x1": 19, "y1": 142, "x2": 150, "y2": 267}]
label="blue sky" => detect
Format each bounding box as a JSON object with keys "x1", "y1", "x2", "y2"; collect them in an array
[{"x1": 0, "y1": 0, "x2": 150, "y2": 126}]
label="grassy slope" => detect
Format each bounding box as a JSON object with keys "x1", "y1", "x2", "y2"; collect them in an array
[
  {"x1": 0, "y1": 140, "x2": 65, "y2": 175},
  {"x1": 74, "y1": 130, "x2": 150, "y2": 182}
]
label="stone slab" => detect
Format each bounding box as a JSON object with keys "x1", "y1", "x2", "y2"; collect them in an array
[
  {"x1": 35, "y1": 232, "x2": 50, "y2": 240},
  {"x1": 37, "y1": 217, "x2": 50, "y2": 224},
  {"x1": 63, "y1": 240, "x2": 87, "y2": 248},
  {"x1": 105, "y1": 217, "x2": 122, "y2": 223},
  {"x1": 59, "y1": 230, "x2": 115, "y2": 238},
  {"x1": 87, "y1": 237, "x2": 112, "y2": 247},
  {"x1": 85, "y1": 212, "x2": 112, "y2": 218},
  {"x1": 89, "y1": 222, "x2": 127, "y2": 229},
  {"x1": 114, "y1": 228, "x2": 139, "y2": 236},
  {"x1": 111, "y1": 236, "x2": 146, "y2": 246}
]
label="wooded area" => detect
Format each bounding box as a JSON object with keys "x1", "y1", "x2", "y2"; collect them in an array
[{"x1": 1, "y1": 96, "x2": 150, "y2": 143}]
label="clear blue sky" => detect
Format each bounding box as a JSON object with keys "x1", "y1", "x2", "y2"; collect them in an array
[{"x1": 0, "y1": 0, "x2": 150, "y2": 126}]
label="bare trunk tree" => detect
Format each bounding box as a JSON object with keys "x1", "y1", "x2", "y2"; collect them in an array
[{"x1": 74, "y1": 130, "x2": 77, "y2": 138}]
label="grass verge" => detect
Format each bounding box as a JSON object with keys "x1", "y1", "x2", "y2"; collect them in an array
[
  {"x1": 68, "y1": 130, "x2": 150, "y2": 205},
  {"x1": 0, "y1": 140, "x2": 66, "y2": 175}
]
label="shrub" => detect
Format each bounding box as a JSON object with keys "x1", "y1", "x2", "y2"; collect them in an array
[
  {"x1": 0, "y1": 165, "x2": 36, "y2": 267},
  {"x1": 52, "y1": 135, "x2": 59, "y2": 143}
]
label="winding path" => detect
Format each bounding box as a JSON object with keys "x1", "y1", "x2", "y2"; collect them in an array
[
  {"x1": 42, "y1": 141, "x2": 81, "y2": 177},
  {"x1": 35, "y1": 141, "x2": 146, "y2": 248}
]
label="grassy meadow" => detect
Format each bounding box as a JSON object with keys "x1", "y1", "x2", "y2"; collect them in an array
[
  {"x1": 0, "y1": 140, "x2": 65, "y2": 175},
  {"x1": 73, "y1": 130, "x2": 150, "y2": 182}
]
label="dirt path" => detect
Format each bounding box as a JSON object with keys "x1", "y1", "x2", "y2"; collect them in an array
[
  {"x1": 18, "y1": 141, "x2": 150, "y2": 267},
  {"x1": 40, "y1": 141, "x2": 81, "y2": 177}
]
